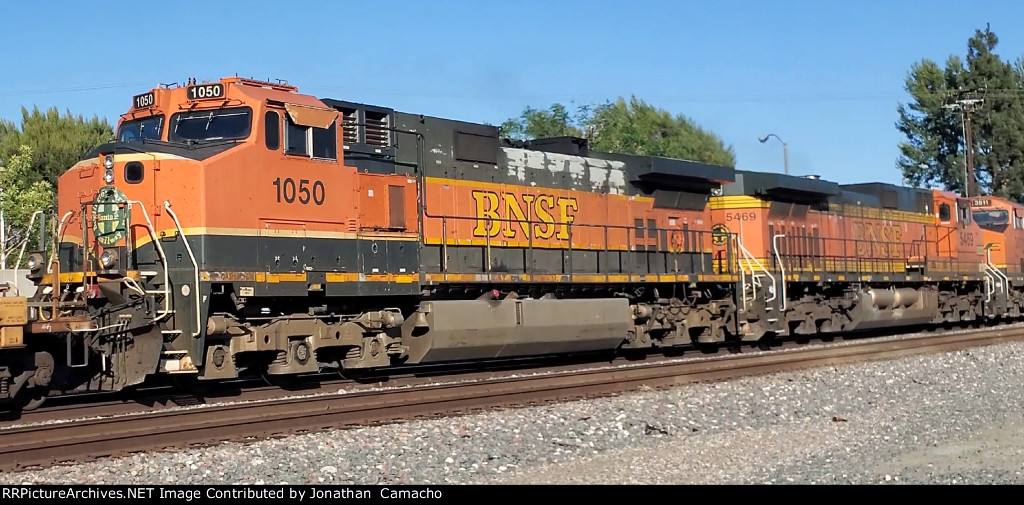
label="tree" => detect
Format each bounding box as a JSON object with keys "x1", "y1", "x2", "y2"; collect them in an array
[
  {"x1": 0, "y1": 106, "x2": 113, "y2": 187},
  {"x1": 589, "y1": 97, "x2": 735, "y2": 166},
  {"x1": 0, "y1": 119, "x2": 15, "y2": 145},
  {"x1": 499, "y1": 103, "x2": 589, "y2": 141},
  {"x1": 500, "y1": 96, "x2": 735, "y2": 166},
  {"x1": 897, "y1": 24, "x2": 1024, "y2": 200},
  {"x1": 0, "y1": 145, "x2": 54, "y2": 267}
]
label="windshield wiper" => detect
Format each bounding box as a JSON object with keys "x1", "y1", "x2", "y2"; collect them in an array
[{"x1": 181, "y1": 138, "x2": 243, "y2": 148}]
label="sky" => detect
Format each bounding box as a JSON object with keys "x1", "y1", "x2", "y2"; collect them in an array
[{"x1": 1, "y1": 0, "x2": 1023, "y2": 186}]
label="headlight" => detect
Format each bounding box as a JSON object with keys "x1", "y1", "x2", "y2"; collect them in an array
[
  {"x1": 104, "y1": 168, "x2": 114, "y2": 183},
  {"x1": 27, "y1": 253, "x2": 44, "y2": 272},
  {"x1": 99, "y1": 249, "x2": 118, "y2": 269},
  {"x1": 103, "y1": 155, "x2": 114, "y2": 170}
]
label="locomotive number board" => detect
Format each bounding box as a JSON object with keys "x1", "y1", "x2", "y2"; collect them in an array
[
  {"x1": 133, "y1": 92, "x2": 154, "y2": 109},
  {"x1": 187, "y1": 83, "x2": 225, "y2": 100}
]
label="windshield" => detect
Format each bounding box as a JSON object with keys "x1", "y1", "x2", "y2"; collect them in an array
[
  {"x1": 169, "y1": 107, "x2": 252, "y2": 142},
  {"x1": 973, "y1": 208, "x2": 1009, "y2": 230},
  {"x1": 117, "y1": 115, "x2": 164, "y2": 142}
]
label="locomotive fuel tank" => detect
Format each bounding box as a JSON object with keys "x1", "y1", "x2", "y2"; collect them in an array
[
  {"x1": 847, "y1": 287, "x2": 939, "y2": 330},
  {"x1": 401, "y1": 297, "x2": 630, "y2": 363}
]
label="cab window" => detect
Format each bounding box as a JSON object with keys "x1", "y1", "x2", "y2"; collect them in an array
[
  {"x1": 117, "y1": 115, "x2": 164, "y2": 142},
  {"x1": 973, "y1": 208, "x2": 1009, "y2": 230},
  {"x1": 938, "y1": 203, "x2": 951, "y2": 223},
  {"x1": 169, "y1": 107, "x2": 252, "y2": 142},
  {"x1": 265, "y1": 111, "x2": 280, "y2": 150},
  {"x1": 285, "y1": 115, "x2": 337, "y2": 160}
]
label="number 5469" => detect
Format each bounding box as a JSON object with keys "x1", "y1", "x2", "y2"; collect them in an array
[{"x1": 726, "y1": 212, "x2": 756, "y2": 222}]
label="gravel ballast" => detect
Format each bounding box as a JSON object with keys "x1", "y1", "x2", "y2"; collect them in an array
[{"x1": 1, "y1": 341, "x2": 1023, "y2": 485}]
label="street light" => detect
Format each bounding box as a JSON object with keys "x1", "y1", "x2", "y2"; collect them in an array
[{"x1": 759, "y1": 133, "x2": 789, "y2": 175}]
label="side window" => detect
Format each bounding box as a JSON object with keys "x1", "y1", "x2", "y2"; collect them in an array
[
  {"x1": 284, "y1": 114, "x2": 337, "y2": 160},
  {"x1": 938, "y1": 203, "x2": 951, "y2": 223},
  {"x1": 311, "y1": 121, "x2": 337, "y2": 159},
  {"x1": 285, "y1": 116, "x2": 307, "y2": 156},
  {"x1": 265, "y1": 111, "x2": 280, "y2": 150}
]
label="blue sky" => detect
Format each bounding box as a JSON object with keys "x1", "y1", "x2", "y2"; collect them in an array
[{"x1": 1, "y1": 0, "x2": 1022, "y2": 186}]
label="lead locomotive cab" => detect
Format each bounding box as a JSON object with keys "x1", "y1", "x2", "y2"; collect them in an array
[{"x1": 15, "y1": 77, "x2": 357, "y2": 407}]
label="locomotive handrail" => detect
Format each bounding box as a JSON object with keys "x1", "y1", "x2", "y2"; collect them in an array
[
  {"x1": 440, "y1": 217, "x2": 447, "y2": 272},
  {"x1": 983, "y1": 269, "x2": 995, "y2": 304},
  {"x1": 983, "y1": 246, "x2": 1009, "y2": 305},
  {"x1": 40, "y1": 210, "x2": 75, "y2": 319},
  {"x1": 126, "y1": 200, "x2": 173, "y2": 322},
  {"x1": 6, "y1": 210, "x2": 45, "y2": 295},
  {"x1": 986, "y1": 246, "x2": 1010, "y2": 288},
  {"x1": 425, "y1": 212, "x2": 719, "y2": 279},
  {"x1": 771, "y1": 234, "x2": 788, "y2": 312},
  {"x1": 735, "y1": 234, "x2": 776, "y2": 310},
  {"x1": 163, "y1": 201, "x2": 201, "y2": 338},
  {"x1": 766, "y1": 225, "x2": 970, "y2": 276},
  {"x1": 49, "y1": 211, "x2": 74, "y2": 273},
  {"x1": 735, "y1": 236, "x2": 749, "y2": 312},
  {"x1": 419, "y1": 210, "x2": 982, "y2": 281}
]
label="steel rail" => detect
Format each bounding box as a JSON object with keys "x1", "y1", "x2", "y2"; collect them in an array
[{"x1": 0, "y1": 326, "x2": 1021, "y2": 472}]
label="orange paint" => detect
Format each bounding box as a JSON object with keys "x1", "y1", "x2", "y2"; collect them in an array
[
  {"x1": 54, "y1": 76, "x2": 1022, "y2": 285},
  {"x1": 421, "y1": 177, "x2": 710, "y2": 252}
]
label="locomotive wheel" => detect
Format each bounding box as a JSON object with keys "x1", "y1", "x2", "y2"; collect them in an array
[
  {"x1": 16, "y1": 387, "x2": 48, "y2": 412},
  {"x1": 259, "y1": 368, "x2": 298, "y2": 388},
  {"x1": 338, "y1": 364, "x2": 380, "y2": 384}
]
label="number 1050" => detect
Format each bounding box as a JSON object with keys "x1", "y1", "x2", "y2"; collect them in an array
[{"x1": 273, "y1": 177, "x2": 326, "y2": 205}]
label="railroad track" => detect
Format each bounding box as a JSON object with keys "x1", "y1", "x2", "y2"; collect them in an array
[{"x1": 1, "y1": 325, "x2": 1022, "y2": 472}]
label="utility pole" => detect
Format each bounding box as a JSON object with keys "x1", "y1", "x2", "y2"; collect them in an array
[{"x1": 943, "y1": 88, "x2": 986, "y2": 198}]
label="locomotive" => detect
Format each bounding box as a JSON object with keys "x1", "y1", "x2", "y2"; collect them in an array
[{"x1": 0, "y1": 76, "x2": 1019, "y2": 410}]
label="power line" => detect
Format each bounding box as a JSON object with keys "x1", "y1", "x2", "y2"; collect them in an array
[
  {"x1": 0, "y1": 82, "x2": 150, "y2": 98},
  {"x1": 299, "y1": 83, "x2": 1024, "y2": 105},
  {"x1": 2, "y1": 79, "x2": 1023, "y2": 105}
]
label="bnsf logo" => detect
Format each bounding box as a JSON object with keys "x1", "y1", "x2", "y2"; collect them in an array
[
  {"x1": 471, "y1": 190, "x2": 578, "y2": 240},
  {"x1": 852, "y1": 222, "x2": 904, "y2": 257}
]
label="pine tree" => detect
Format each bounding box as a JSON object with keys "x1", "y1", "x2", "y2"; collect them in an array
[
  {"x1": 0, "y1": 106, "x2": 114, "y2": 187},
  {"x1": 897, "y1": 24, "x2": 1024, "y2": 200}
]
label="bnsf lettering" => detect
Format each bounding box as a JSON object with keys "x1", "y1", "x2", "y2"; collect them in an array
[
  {"x1": 472, "y1": 190, "x2": 578, "y2": 240},
  {"x1": 852, "y1": 222, "x2": 904, "y2": 257}
]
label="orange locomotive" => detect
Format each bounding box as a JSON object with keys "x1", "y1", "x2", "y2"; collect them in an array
[
  {"x1": 0, "y1": 76, "x2": 1018, "y2": 410},
  {"x1": 711, "y1": 174, "x2": 1003, "y2": 343}
]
